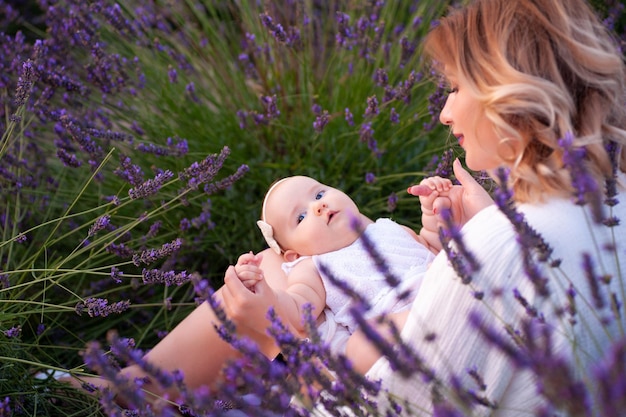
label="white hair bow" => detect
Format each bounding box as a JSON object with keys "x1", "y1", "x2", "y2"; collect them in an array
[{"x1": 257, "y1": 220, "x2": 282, "y2": 254}]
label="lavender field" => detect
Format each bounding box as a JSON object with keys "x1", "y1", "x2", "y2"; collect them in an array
[{"x1": 1, "y1": 1, "x2": 625, "y2": 416}]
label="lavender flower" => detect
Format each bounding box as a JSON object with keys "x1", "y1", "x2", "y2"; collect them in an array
[
  {"x1": 3, "y1": 325, "x2": 21, "y2": 338},
  {"x1": 128, "y1": 169, "x2": 173, "y2": 199},
  {"x1": 359, "y1": 121, "x2": 381, "y2": 156},
  {"x1": 261, "y1": 94, "x2": 280, "y2": 119},
  {"x1": 75, "y1": 297, "x2": 130, "y2": 317},
  {"x1": 384, "y1": 108, "x2": 398, "y2": 125},
  {"x1": 559, "y1": 132, "x2": 604, "y2": 222},
  {"x1": 136, "y1": 136, "x2": 188, "y2": 157},
  {"x1": 364, "y1": 95, "x2": 379, "y2": 117},
  {"x1": 0, "y1": 397, "x2": 10, "y2": 416},
  {"x1": 56, "y1": 148, "x2": 82, "y2": 167},
  {"x1": 178, "y1": 146, "x2": 230, "y2": 190},
  {"x1": 110, "y1": 266, "x2": 123, "y2": 283},
  {"x1": 87, "y1": 214, "x2": 111, "y2": 237},
  {"x1": 313, "y1": 110, "x2": 330, "y2": 133},
  {"x1": 114, "y1": 154, "x2": 144, "y2": 186},
  {"x1": 142, "y1": 268, "x2": 193, "y2": 286},
  {"x1": 582, "y1": 252, "x2": 606, "y2": 310},
  {"x1": 167, "y1": 65, "x2": 178, "y2": 83},
  {"x1": 365, "y1": 172, "x2": 376, "y2": 184},
  {"x1": 493, "y1": 167, "x2": 552, "y2": 297},
  {"x1": 203, "y1": 163, "x2": 249, "y2": 195},
  {"x1": 236, "y1": 109, "x2": 248, "y2": 129},
  {"x1": 132, "y1": 238, "x2": 183, "y2": 266},
  {"x1": 374, "y1": 68, "x2": 388, "y2": 87},
  {"x1": 438, "y1": 208, "x2": 481, "y2": 284},
  {"x1": 344, "y1": 108, "x2": 354, "y2": 126},
  {"x1": 0, "y1": 273, "x2": 9, "y2": 289},
  {"x1": 594, "y1": 337, "x2": 626, "y2": 417},
  {"x1": 387, "y1": 192, "x2": 398, "y2": 212},
  {"x1": 105, "y1": 242, "x2": 134, "y2": 258},
  {"x1": 14, "y1": 60, "x2": 38, "y2": 107}
]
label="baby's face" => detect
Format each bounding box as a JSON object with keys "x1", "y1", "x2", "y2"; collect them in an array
[{"x1": 265, "y1": 176, "x2": 361, "y2": 256}]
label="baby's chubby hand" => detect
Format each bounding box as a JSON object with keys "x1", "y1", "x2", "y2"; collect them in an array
[{"x1": 234, "y1": 251, "x2": 265, "y2": 292}]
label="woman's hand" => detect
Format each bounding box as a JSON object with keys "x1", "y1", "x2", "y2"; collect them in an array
[
  {"x1": 409, "y1": 159, "x2": 494, "y2": 248},
  {"x1": 442, "y1": 159, "x2": 494, "y2": 226},
  {"x1": 221, "y1": 264, "x2": 278, "y2": 335}
]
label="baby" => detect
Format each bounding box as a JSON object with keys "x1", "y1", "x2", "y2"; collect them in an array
[{"x1": 234, "y1": 175, "x2": 450, "y2": 372}]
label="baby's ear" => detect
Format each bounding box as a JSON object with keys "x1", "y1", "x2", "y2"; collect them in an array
[{"x1": 283, "y1": 249, "x2": 300, "y2": 263}]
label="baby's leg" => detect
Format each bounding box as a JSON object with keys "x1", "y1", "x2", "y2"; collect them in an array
[{"x1": 345, "y1": 309, "x2": 409, "y2": 374}]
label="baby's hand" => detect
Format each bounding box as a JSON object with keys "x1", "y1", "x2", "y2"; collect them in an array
[
  {"x1": 407, "y1": 176, "x2": 454, "y2": 253},
  {"x1": 234, "y1": 251, "x2": 264, "y2": 292},
  {"x1": 407, "y1": 176, "x2": 453, "y2": 199}
]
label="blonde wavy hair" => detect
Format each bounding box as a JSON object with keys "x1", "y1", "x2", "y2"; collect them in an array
[{"x1": 423, "y1": 0, "x2": 626, "y2": 202}]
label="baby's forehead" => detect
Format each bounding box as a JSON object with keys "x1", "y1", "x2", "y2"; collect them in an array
[
  {"x1": 279, "y1": 176, "x2": 320, "y2": 191},
  {"x1": 267, "y1": 176, "x2": 321, "y2": 204}
]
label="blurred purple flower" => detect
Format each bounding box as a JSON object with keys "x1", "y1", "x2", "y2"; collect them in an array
[
  {"x1": 387, "y1": 192, "x2": 398, "y2": 212},
  {"x1": 390, "y1": 108, "x2": 399, "y2": 124},
  {"x1": 56, "y1": 148, "x2": 82, "y2": 167},
  {"x1": 167, "y1": 65, "x2": 177, "y2": 83},
  {"x1": 136, "y1": 136, "x2": 188, "y2": 157},
  {"x1": 0, "y1": 397, "x2": 10, "y2": 416},
  {"x1": 374, "y1": 68, "x2": 388, "y2": 87},
  {"x1": 559, "y1": 132, "x2": 604, "y2": 223},
  {"x1": 0, "y1": 273, "x2": 9, "y2": 289},
  {"x1": 364, "y1": 95, "x2": 379, "y2": 117},
  {"x1": 344, "y1": 108, "x2": 354, "y2": 126},
  {"x1": 313, "y1": 110, "x2": 330, "y2": 133},
  {"x1": 3, "y1": 325, "x2": 21, "y2": 338},
  {"x1": 110, "y1": 266, "x2": 123, "y2": 283},
  {"x1": 261, "y1": 94, "x2": 280, "y2": 119}
]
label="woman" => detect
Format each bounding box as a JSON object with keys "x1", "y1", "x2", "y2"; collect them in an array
[{"x1": 362, "y1": 0, "x2": 626, "y2": 415}]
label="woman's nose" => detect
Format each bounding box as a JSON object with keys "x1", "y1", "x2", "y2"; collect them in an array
[{"x1": 439, "y1": 97, "x2": 453, "y2": 126}]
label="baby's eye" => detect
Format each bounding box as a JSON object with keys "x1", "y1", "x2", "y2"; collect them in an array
[
  {"x1": 315, "y1": 190, "x2": 325, "y2": 200},
  {"x1": 297, "y1": 212, "x2": 306, "y2": 224},
  {"x1": 446, "y1": 86, "x2": 458, "y2": 95}
]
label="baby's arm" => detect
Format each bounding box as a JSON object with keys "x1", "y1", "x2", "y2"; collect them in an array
[
  {"x1": 234, "y1": 251, "x2": 265, "y2": 292},
  {"x1": 271, "y1": 258, "x2": 327, "y2": 334},
  {"x1": 407, "y1": 176, "x2": 453, "y2": 253}
]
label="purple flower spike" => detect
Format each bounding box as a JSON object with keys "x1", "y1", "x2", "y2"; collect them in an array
[
  {"x1": 364, "y1": 95, "x2": 379, "y2": 117},
  {"x1": 4, "y1": 325, "x2": 22, "y2": 338},
  {"x1": 132, "y1": 238, "x2": 183, "y2": 266},
  {"x1": 87, "y1": 214, "x2": 111, "y2": 237},
  {"x1": 128, "y1": 169, "x2": 173, "y2": 199},
  {"x1": 559, "y1": 132, "x2": 604, "y2": 223},
  {"x1": 75, "y1": 297, "x2": 130, "y2": 317},
  {"x1": 344, "y1": 108, "x2": 354, "y2": 126},
  {"x1": 313, "y1": 110, "x2": 330, "y2": 133}
]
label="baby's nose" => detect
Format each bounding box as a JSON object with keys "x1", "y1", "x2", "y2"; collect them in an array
[{"x1": 313, "y1": 201, "x2": 328, "y2": 215}]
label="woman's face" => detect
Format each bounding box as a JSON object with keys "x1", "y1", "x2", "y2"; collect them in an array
[{"x1": 439, "y1": 72, "x2": 504, "y2": 171}]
